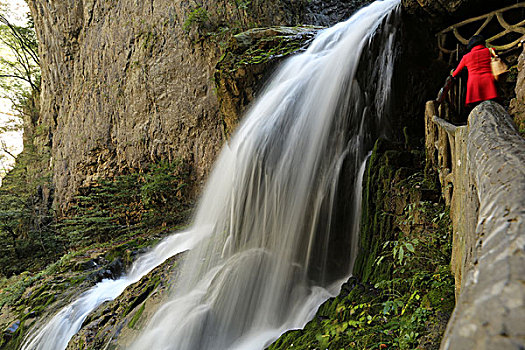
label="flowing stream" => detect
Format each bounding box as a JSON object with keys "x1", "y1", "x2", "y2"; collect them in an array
[{"x1": 22, "y1": 1, "x2": 400, "y2": 349}]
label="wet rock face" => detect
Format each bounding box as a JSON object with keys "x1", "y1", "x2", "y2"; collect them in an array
[
  {"x1": 66, "y1": 253, "x2": 185, "y2": 350},
  {"x1": 0, "y1": 238, "x2": 155, "y2": 350},
  {"x1": 402, "y1": 0, "x2": 467, "y2": 16},
  {"x1": 402, "y1": 0, "x2": 517, "y2": 17},
  {"x1": 3, "y1": 320, "x2": 21, "y2": 342},
  {"x1": 303, "y1": 0, "x2": 373, "y2": 25}
]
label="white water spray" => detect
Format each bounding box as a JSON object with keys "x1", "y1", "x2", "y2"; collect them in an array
[{"x1": 22, "y1": 1, "x2": 400, "y2": 349}]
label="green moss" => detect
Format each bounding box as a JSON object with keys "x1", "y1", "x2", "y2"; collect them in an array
[
  {"x1": 215, "y1": 27, "x2": 319, "y2": 85},
  {"x1": 128, "y1": 303, "x2": 146, "y2": 329},
  {"x1": 353, "y1": 139, "x2": 397, "y2": 283},
  {"x1": 0, "y1": 320, "x2": 25, "y2": 350},
  {"x1": 217, "y1": 29, "x2": 317, "y2": 74},
  {"x1": 123, "y1": 274, "x2": 161, "y2": 317},
  {"x1": 104, "y1": 240, "x2": 141, "y2": 265},
  {"x1": 183, "y1": 6, "x2": 210, "y2": 33},
  {"x1": 68, "y1": 275, "x2": 87, "y2": 286}
]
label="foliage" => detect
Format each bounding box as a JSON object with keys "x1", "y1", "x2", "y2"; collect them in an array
[
  {"x1": 0, "y1": 154, "x2": 190, "y2": 276},
  {"x1": 0, "y1": 249, "x2": 81, "y2": 310},
  {"x1": 0, "y1": 188, "x2": 58, "y2": 276},
  {"x1": 183, "y1": 6, "x2": 211, "y2": 33},
  {"x1": 270, "y1": 198, "x2": 454, "y2": 350},
  {"x1": 0, "y1": 8, "x2": 46, "y2": 276},
  {"x1": 0, "y1": 143, "x2": 59, "y2": 276},
  {"x1": 0, "y1": 8, "x2": 40, "y2": 180},
  {"x1": 0, "y1": 9, "x2": 40, "y2": 124},
  {"x1": 59, "y1": 160, "x2": 190, "y2": 247},
  {"x1": 0, "y1": 230, "x2": 168, "y2": 350}
]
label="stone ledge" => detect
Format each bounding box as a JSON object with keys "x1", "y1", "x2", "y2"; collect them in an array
[{"x1": 426, "y1": 100, "x2": 525, "y2": 349}]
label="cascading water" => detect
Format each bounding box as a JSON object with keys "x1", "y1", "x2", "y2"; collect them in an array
[
  {"x1": 21, "y1": 231, "x2": 208, "y2": 350},
  {"x1": 21, "y1": 1, "x2": 400, "y2": 349}
]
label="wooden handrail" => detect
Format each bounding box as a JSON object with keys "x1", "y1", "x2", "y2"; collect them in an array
[
  {"x1": 435, "y1": 72, "x2": 466, "y2": 123},
  {"x1": 436, "y1": 75, "x2": 455, "y2": 105},
  {"x1": 432, "y1": 115, "x2": 458, "y2": 136},
  {"x1": 437, "y1": 3, "x2": 525, "y2": 58}
]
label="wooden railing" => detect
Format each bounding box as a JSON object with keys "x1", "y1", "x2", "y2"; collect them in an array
[
  {"x1": 427, "y1": 73, "x2": 466, "y2": 203},
  {"x1": 437, "y1": 2, "x2": 525, "y2": 63},
  {"x1": 435, "y1": 73, "x2": 465, "y2": 124}
]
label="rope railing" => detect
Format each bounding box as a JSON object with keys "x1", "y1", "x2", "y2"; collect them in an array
[{"x1": 437, "y1": 2, "x2": 525, "y2": 62}]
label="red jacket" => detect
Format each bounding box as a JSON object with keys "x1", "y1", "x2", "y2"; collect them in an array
[{"x1": 453, "y1": 45, "x2": 498, "y2": 105}]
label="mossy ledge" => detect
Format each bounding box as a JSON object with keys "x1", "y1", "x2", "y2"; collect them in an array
[
  {"x1": 215, "y1": 26, "x2": 322, "y2": 135},
  {"x1": 65, "y1": 252, "x2": 185, "y2": 349}
]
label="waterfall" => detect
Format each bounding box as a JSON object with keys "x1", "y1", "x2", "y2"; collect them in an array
[{"x1": 21, "y1": 0, "x2": 400, "y2": 349}]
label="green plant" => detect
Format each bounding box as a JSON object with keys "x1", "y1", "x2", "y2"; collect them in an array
[
  {"x1": 183, "y1": 6, "x2": 210, "y2": 33},
  {"x1": 128, "y1": 303, "x2": 145, "y2": 329},
  {"x1": 0, "y1": 150, "x2": 59, "y2": 276},
  {"x1": 376, "y1": 237, "x2": 418, "y2": 266},
  {"x1": 0, "y1": 11, "x2": 40, "y2": 135},
  {"x1": 59, "y1": 160, "x2": 189, "y2": 247}
]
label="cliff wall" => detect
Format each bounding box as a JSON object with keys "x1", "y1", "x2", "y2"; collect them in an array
[
  {"x1": 510, "y1": 47, "x2": 525, "y2": 135},
  {"x1": 425, "y1": 101, "x2": 525, "y2": 349},
  {"x1": 26, "y1": 0, "x2": 366, "y2": 213}
]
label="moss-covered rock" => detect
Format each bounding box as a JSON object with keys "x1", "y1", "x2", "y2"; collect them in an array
[
  {"x1": 66, "y1": 252, "x2": 185, "y2": 349},
  {"x1": 353, "y1": 139, "x2": 428, "y2": 284},
  {"x1": 0, "y1": 229, "x2": 166, "y2": 350},
  {"x1": 215, "y1": 26, "x2": 321, "y2": 135}
]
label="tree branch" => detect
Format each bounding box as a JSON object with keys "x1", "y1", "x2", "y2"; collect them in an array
[
  {"x1": 0, "y1": 73, "x2": 33, "y2": 85},
  {"x1": 0, "y1": 14, "x2": 40, "y2": 66}
]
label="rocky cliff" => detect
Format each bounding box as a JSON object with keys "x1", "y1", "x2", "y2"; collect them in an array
[
  {"x1": 27, "y1": 0, "x2": 507, "y2": 215},
  {"x1": 26, "y1": 0, "x2": 369, "y2": 214},
  {"x1": 510, "y1": 47, "x2": 525, "y2": 135}
]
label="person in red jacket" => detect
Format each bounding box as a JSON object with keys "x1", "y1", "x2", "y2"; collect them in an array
[{"x1": 452, "y1": 35, "x2": 498, "y2": 106}]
